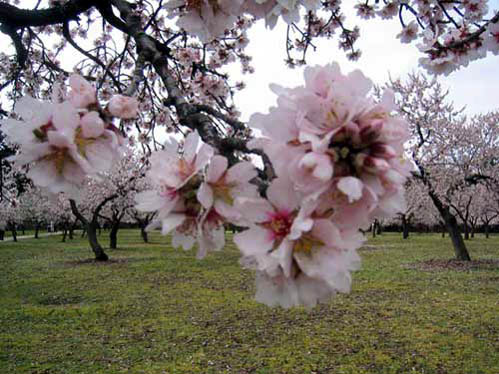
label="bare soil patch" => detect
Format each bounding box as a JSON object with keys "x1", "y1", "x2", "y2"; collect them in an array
[
  {"x1": 359, "y1": 244, "x2": 395, "y2": 251},
  {"x1": 404, "y1": 258, "x2": 499, "y2": 271},
  {"x1": 65, "y1": 257, "x2": 130, "y2": 266}
]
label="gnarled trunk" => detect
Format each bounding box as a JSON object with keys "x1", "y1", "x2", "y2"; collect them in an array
[
  {"x1": 109, "y1": 223, "x2": 119, "y2": 249},
  {"x1": 70, "y1": 199, "x2": 109, "y2": 262},
  {"x1": 69, "y1": 220, "x2": 77, "y2": 240},
  {"x1": 444, "y1": 214, "x2": 471, "y2": 261},
  {"x1": 140, "y1": 225, "x2": 149, "y2": 243},
  {"x1": 8, "y1": 222, "x2": 17, "y2": 242},
  {"x1": 34, "y1": 222, "x2": 40, "y2": 239},
  {"x1": 87, "y1": 222, "x2": 108, "y2": 261},
  {"x1": 401, "y1": 215, "x2": 410, "y2": 239},
  {"x1": 429, "y1": 192, "x2": 471, "y2": 261},
  {"x1": 109, "y1": 210, "x2": 125, "y2": 249},
  {"x1": 463, "y1": 223, "x2": 470, "y2": 240}
]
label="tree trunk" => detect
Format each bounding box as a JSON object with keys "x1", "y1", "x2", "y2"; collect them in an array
[
  {"x1": 485, "y1": 223, "x2": 490, "y2": 239},
  {"x1": 444, "y1": 213, "x2": 471, "y2": 261},
  {"x1": 372, "y1": 222, "x2": 376, "y2": 238},
  {"x1": 463, "y1": 223, "x2": 470, "y2": 240},
  {"x1": 69, "y1": 199, "x2": 109, "y2": 262},
  {"x1": 109, "y1": 223, "x2": 119, "y2": 249},
  {"x1": 62, "y1": 228, "x2": 67, "y2": 242},
  {"x1": 403, "y1": 224, "x2": 409, "y2": 239},
  {"x1": 429, "y1": 192, "x2": 471, "y2": 261},
  {"x1": 0, "y1": 229, "x2": 4, "y2": 241},
  {"x1": 401, "y1": 215, "x2": 409, "y2": 239},
  {"x1": 8, "y1": 222, "x2": 17, "y2": 242},
  {"x1": 87, "y1": 222, "x2": 108, "y2": 261},
  {"x1": 69, "y1": 220, "x2": 77, "y2": 240},
  {"x1": 140, "y1": 225, "x2": 149, "y2": 243},
  {"x1": 34, "y1": 223, "x2": 40, "y2": 239}
]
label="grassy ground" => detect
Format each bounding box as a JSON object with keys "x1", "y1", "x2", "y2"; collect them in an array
[
  {"x1": 2, "y1": 229, "x2": 38, "y2": 238},
  {"x1": 0, "y1": 230, "x2": 498, "y2": 374}
]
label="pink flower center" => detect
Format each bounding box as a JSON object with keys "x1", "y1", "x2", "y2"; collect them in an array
[
  {"x1": 159, "y1": 185, "x2": 177, "y2": 199},
  {"x1": 33, "y1": 121, "x2": 54, "y2": 141},
  {"x1": 266, "y1": 211, "x2": 293, "y2": 240},
  {"x1": 44, "y1": 147, "x2": 69, "y2": 174}
]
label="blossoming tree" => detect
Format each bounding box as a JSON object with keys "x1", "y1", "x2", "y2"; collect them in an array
[
  {"x1": 0, "y1": 0, "x2": 498, "y2": 306},
  {"x1": 389, "y1": 73, "x2": 499, "y2": 261}
]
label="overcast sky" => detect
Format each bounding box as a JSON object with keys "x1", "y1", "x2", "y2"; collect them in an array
[{"x1": 233, "y1": 14, "x2": 499, "y2": 120}]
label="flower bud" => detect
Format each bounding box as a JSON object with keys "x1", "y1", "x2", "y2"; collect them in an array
[
  {"x1": 370, "y1": 143, "x2": 397, "y2": 159},
  {"x1": 80, "y1": 111, "x2": 105, "y2": 138},
  {"x1": 359, "y1": 119, "x2": 383, "y2": 144},
  {"x1": 108, "y1": 95, "x2": 139, "y2": 119}
]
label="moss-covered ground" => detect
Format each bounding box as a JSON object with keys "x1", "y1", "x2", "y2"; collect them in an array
[{"x1": 0, "y1": 230, "x2": 498, "y2": 374}]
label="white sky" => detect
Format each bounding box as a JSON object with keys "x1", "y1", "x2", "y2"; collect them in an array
[{"x1": 234, "y1": 15, "x2": 499, "y2": 120}]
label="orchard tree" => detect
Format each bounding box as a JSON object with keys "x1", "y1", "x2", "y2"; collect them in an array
[
  {"x1": 98, "y1": 148, "x2": 145, "y2": 249},
  {"x1": 124, "y1": 162, "x2": 157, "y2": 243},
  {"x1": 450, "y1": 186, "x2": 476, "y2": 240},
  {"x1": 0, "y1": 0, "x2": 498, "y2": 307},
  {"x1": 17, "y1": 185, "x2": 52, "y2": 238},
  {"x1": 0, "y1": 195, "x2": 21, "y2": 241},
  {"x1": 68, "y1": 147, "x2": 144, "y2": 258},
  {"x1": 396, "y1": 178, "x2": 429, "y2": 239},
  {"x1": 390, "y1": 74, "x2": 499, "y2": 261},
  {"x1": 47, "y1": 193, "x2": 78, "y2": 241},
  {"x1": 474, "y1": 183, "x2": 499, "y2": 238}
]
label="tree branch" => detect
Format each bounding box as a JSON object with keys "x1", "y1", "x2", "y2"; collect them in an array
[{"x1": 0, "y1": 0, "x2": 99, "y2": 30}]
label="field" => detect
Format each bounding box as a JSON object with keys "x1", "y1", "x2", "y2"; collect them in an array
[
  {"x1": 0, "y1": 230, "x2": 498, "y2": 374},
  {"x1": 2, "y1": 229, "x2": 38, "y2": 239}
]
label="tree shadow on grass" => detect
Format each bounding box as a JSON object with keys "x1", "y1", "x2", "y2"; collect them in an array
[
  {"x1": 63, "y1": 256, "x2": 156, "y2": 267},
  {"x1": 359, "y1": 244, "x2": 395, "y2": 251},
  {"x1": 403, "y1": 258, "x2": 499, "y2": 271}
]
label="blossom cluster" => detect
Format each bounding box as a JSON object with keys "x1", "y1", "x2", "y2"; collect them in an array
[
  {"x1": 239, "y1": 63, "x2": 412, "y2": 307},
  {"x1": 0, "y1": 75, "x2": 138, "y2": 200},
  {"x1": 135, "y1": 131, "x2": 258, "y2": 258},
  {"x1": 166, "y1": 0, "x2": 321, "y2": 42},
  {"x1": 137, "y1": 63, "x2": 411, "y2": 307},
  {"x1": 391, "y1": 0, "x2": 496, "y2": 75}
]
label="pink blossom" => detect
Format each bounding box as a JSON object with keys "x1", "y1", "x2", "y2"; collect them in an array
[
  {"x1": 1, "y1": 79, "x2": 124, "y2": 200},
  {"x1": 67, "y1": 74, "x2": 96, "y2": 109},
  {"x1": 135, "y1": 131, "x2": 214, "y2": 220},
  {"x1": 107, "y1": 95, "x2": 139, "y2": 119},
  {"x1": 197, "y1": 155, "x2": 258, "y2": 221},
  {"x1": 397, "y1": 21, "x2": 419, "y2": 44},
  {"x1": 80, "y1": 111, "x2": 105, "y2": 138},
  {"x1": 135, "y1": 131, "x2": 229, "y2": 258},
  {"x1": 233, "y1": 176, "x2": 363, "y2": 307},
  {"x1": 250, "y1": 63, "x2": 411, "y2": 217}
]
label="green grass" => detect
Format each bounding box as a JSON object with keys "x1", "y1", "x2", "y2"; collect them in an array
[
  {"x1": 0, "y1": 230, "x2": 498, "y2": 374},
  {"x1": 2, "y1": 229, "x2": 38, "y2": 238}
]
